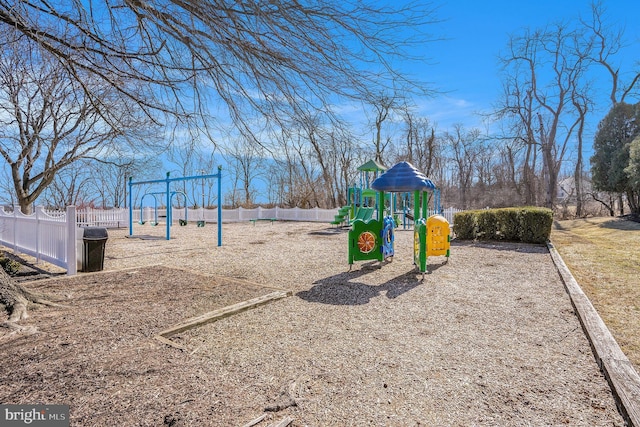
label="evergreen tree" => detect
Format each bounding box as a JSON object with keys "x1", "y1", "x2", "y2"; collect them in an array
[{"x1": 590, "y1": 102, "x2": 640, "y2": 214}]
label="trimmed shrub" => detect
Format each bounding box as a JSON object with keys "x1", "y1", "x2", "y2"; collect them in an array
[
  {"x1": 475, "y1": 209, "x2": 498, "y2": 240},
  {"x1": 453, "y1": 207, "x2": 553, "y2": 244},
  {"x1": 495, "y1": 207, "x2": 521, "y2": 241},
  {"x1": 452, "y1": 211, "x2": 476, "y2": 240},
  {"x1": 518, "y1": 208, "x2": 553, "y2": 243}
]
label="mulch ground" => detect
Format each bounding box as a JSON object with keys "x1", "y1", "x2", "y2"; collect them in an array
[{"x1": 0, "y1": 221, "x2": 627, "y2": 426}]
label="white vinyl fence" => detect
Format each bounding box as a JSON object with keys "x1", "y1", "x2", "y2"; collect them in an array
[
  {"x1": 0, "y1": 205, "x2": 462, "y2": 276},
  {"x1": 427, "y1": 207, "x2": 461, "y2": 224},
  {"x1": 133, "y1": 206, "x2": 337, "y2": 224},
  {"x1": 0, "y1": 206, "x2": 77, "y2": 275},
  {"x1": 134, "y1": 206, "x2": 461, "y2": 224},
  {"x1": 76, "y1": 208, "x2": 128, "y2": 228}
]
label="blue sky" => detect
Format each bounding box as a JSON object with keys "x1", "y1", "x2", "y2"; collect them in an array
[
  {"x1": 214, "y1": 1, "x2": 640, "y2": 202},
  {"x1": 413, "y1": 0, "x2": 640, "y2": 144}
]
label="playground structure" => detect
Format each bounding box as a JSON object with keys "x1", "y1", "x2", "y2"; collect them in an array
[
  {"x1": 333, "y1": 158, "x2": 443, "y2": 229},
  {"x1": 332, "y1": 160, "x2": 387, "y2": 227},
  {"x1": 348, "y1": 161, "x2": 450, "y2": 276},
  {"x1": 128, "y1": 166, "x2": 223, "y2": 245},
  {"x1": 350, "y1": 159, "x2": 387, "y2": 213}
]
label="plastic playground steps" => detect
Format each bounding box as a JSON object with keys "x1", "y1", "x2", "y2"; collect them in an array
[
  {"x1": 330, "y1": 206, "x2": 352, "y2": 226},
  {"x1": 331, "y1": 206, "x2": 374, "y2": 227}
]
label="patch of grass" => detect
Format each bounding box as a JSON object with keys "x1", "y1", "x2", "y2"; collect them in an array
[
  {"x1": 551, "y1": 217, "x2": 640, "y2": 369},
  {"x1": 0, "y1": 254, "x2": 22, "y2": 275}
]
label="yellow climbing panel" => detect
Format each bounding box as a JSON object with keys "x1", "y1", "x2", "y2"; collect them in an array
[{"x1": 427, "y1": 214, "x2": 450, "y2": 257}]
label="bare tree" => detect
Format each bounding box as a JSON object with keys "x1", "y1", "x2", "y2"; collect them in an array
[
  {"x1": 571, "y1": 91, "x2": 590, "y2": 217},
  {"x1": 166, "y1": 144, "x2": 203, "y2": 207},
  {"x1": 582, "y1": 2, "x2": 640, "y2": 105},
  {"x1": 285, "y1": 112, "x2": 359, "y2": 208},
  {"x1": 368, "y1": 93, "x2": 401, "y2": 164},
  {"x1": 475, "y1": 142, "x2": 496, "y2": 191},
  {"x1": 495, "y1": 3, "x2": 640, "y2": 214},
  {"x1": 0, "y1": 28, "x2": 157, "y2": 214},
  {"x1": 499, "y1": 23, "x2": 591, "y2": 209},
  {"x1": 497, "y1": 137, "x2": 530, "y2": 206},
  {"x1": 0, "y1": 168, "x2": 16, "y2": 206},
  {"x1": 582, "y1": 2, "x2": 640, "y2": 215},
  {"x1": 224, "y1": 139, "x2": 266, "y2": 207},
  {"x1": 41, "y1": 160, "x2": 95, "y2": 209},
  {"x1": 330, "y1": 130, "x2": 363, "y2": 208},
  {"x1": 91, "y1": 156, "x2": 162, "y2": 208},
  {"x1": 400, "y1": 108, "x2": 439, "y2": 177},
  {"x1": 197, "y1": 152, "x2": 222, "y2": 208},
  {"x1": 269, "y1": 129, "x2": 323, "y2": 208},
  {"x1": 0, "y1": 1, "x2": 437, "y2": 145},
  {"x1": 444, "y1": 125, "x2": 482, "y2": 209},
  {"x1": 497, "y1": 78, "x2": 541, "y2": 205}
]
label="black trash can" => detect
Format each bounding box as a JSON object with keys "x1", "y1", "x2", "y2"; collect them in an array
[{"x1": 82, "y1": 227, "x2": 108, "y2": 272}]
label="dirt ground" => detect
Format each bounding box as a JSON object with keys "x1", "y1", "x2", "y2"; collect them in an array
[{"x1": 0, "y1": 221, "x2": 626, "y2": 426}]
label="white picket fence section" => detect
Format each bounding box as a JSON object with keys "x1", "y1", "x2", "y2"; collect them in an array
[
  {"x1": 0, "y1": 206, "x2": 77, "y2": 275},
  {"x1": 132, "y1": 206, "x2": 337, "y2": 224},
  {"x1": 76, "y1": 208, "x2": 128, "y2": 228},
  {"x1": 0, "y1": 205, "x2": 462, "y2": 276},
  {"x1": 134, "y1": 206, "x2": 461, "y2": 224},
  {"x1": 428, "y1": 207, "x2": 461, "y2": 224}
]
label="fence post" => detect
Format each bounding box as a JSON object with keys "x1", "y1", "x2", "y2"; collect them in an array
[
  {"x1": 35, "y1": 206, "x2": 44, "y2": 264},
  {"x1": 66, "y1": 205, "x2": 77, "y2": 276},
  {"x1": 12, "y1": 205, "x2": 18, "y2": 252}
]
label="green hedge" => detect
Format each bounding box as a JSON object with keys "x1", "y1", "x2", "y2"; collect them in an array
[{"x1": 453, "y1": 207, "x2": 553, "y2": 244}]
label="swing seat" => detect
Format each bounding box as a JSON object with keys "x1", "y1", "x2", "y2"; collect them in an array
[
  {"x1": 179, "y1": 219, "x2": 187, "y2": 226},
  {"x1": 197, "y1": 220, "x2": 205, "y2": 227}
]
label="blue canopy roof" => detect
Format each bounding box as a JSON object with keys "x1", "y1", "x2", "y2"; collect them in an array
[{"x1": 371, "y1": 161, "x2": 436, "y2": 192}]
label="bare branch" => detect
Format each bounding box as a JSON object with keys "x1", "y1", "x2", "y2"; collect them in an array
[{"x1": 0, "y1": 0, "x2": 438, "y2": 138}]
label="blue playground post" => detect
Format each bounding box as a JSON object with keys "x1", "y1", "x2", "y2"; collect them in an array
[
  {"x1": 128, "y1": 166, "x2": 223, "y2": 245},
  {"x1": 165, "y1": 172, "x2": 170, "y2": 241}
]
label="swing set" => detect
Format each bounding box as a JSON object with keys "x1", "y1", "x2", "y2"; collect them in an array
[
  {"x1": 138, "y1": 191, "x2": 189, "y2": 226},
  {"x1": 128, "y1": 166, "x2": 223, "y2": 245}
]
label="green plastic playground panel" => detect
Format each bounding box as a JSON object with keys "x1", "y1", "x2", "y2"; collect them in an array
[
  {"x1": 348, "y1": 219, "x2": 383, "y2": 264},
  {"x1": 413, "y1": 220, "x2": 427, "y2": 273}
]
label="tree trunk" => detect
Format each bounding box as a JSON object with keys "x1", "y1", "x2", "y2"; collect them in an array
[
  {"x1": 523, "y1": 142, "x2": 536, "y2": 205},
  {"x1": 591, "y1": 192, "x2": 615, "y2": 216},
  {"x1": 574, "y1": 169, "x2": 583, "y2": 218},
  {"x1": 0, "y1": 271, "x2": 30, "y2": 322},
  {"x1": 0, "y1": 266, "x2": 57, "y2": 325},
  {"x1": 618, "y1": 194, "x2": 625, "y2": 216},
  {"x1": 627, "y1": 190, "x2": 640, "y2": 215}
]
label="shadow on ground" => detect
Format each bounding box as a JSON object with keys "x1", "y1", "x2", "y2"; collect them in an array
[
  {"x1": 297, "y1": 259, "x2": 447, "y2": 305},
  {"x1": 598, "y1": 216, "x2": 640, "y2": 230},
  {"x1": 451, "y1": 239, "x2": 548, "y2": 253}
]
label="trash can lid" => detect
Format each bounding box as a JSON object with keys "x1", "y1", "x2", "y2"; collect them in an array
[{"x1": 83, "y1": 227, "x2": 109, "y2": 239}]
